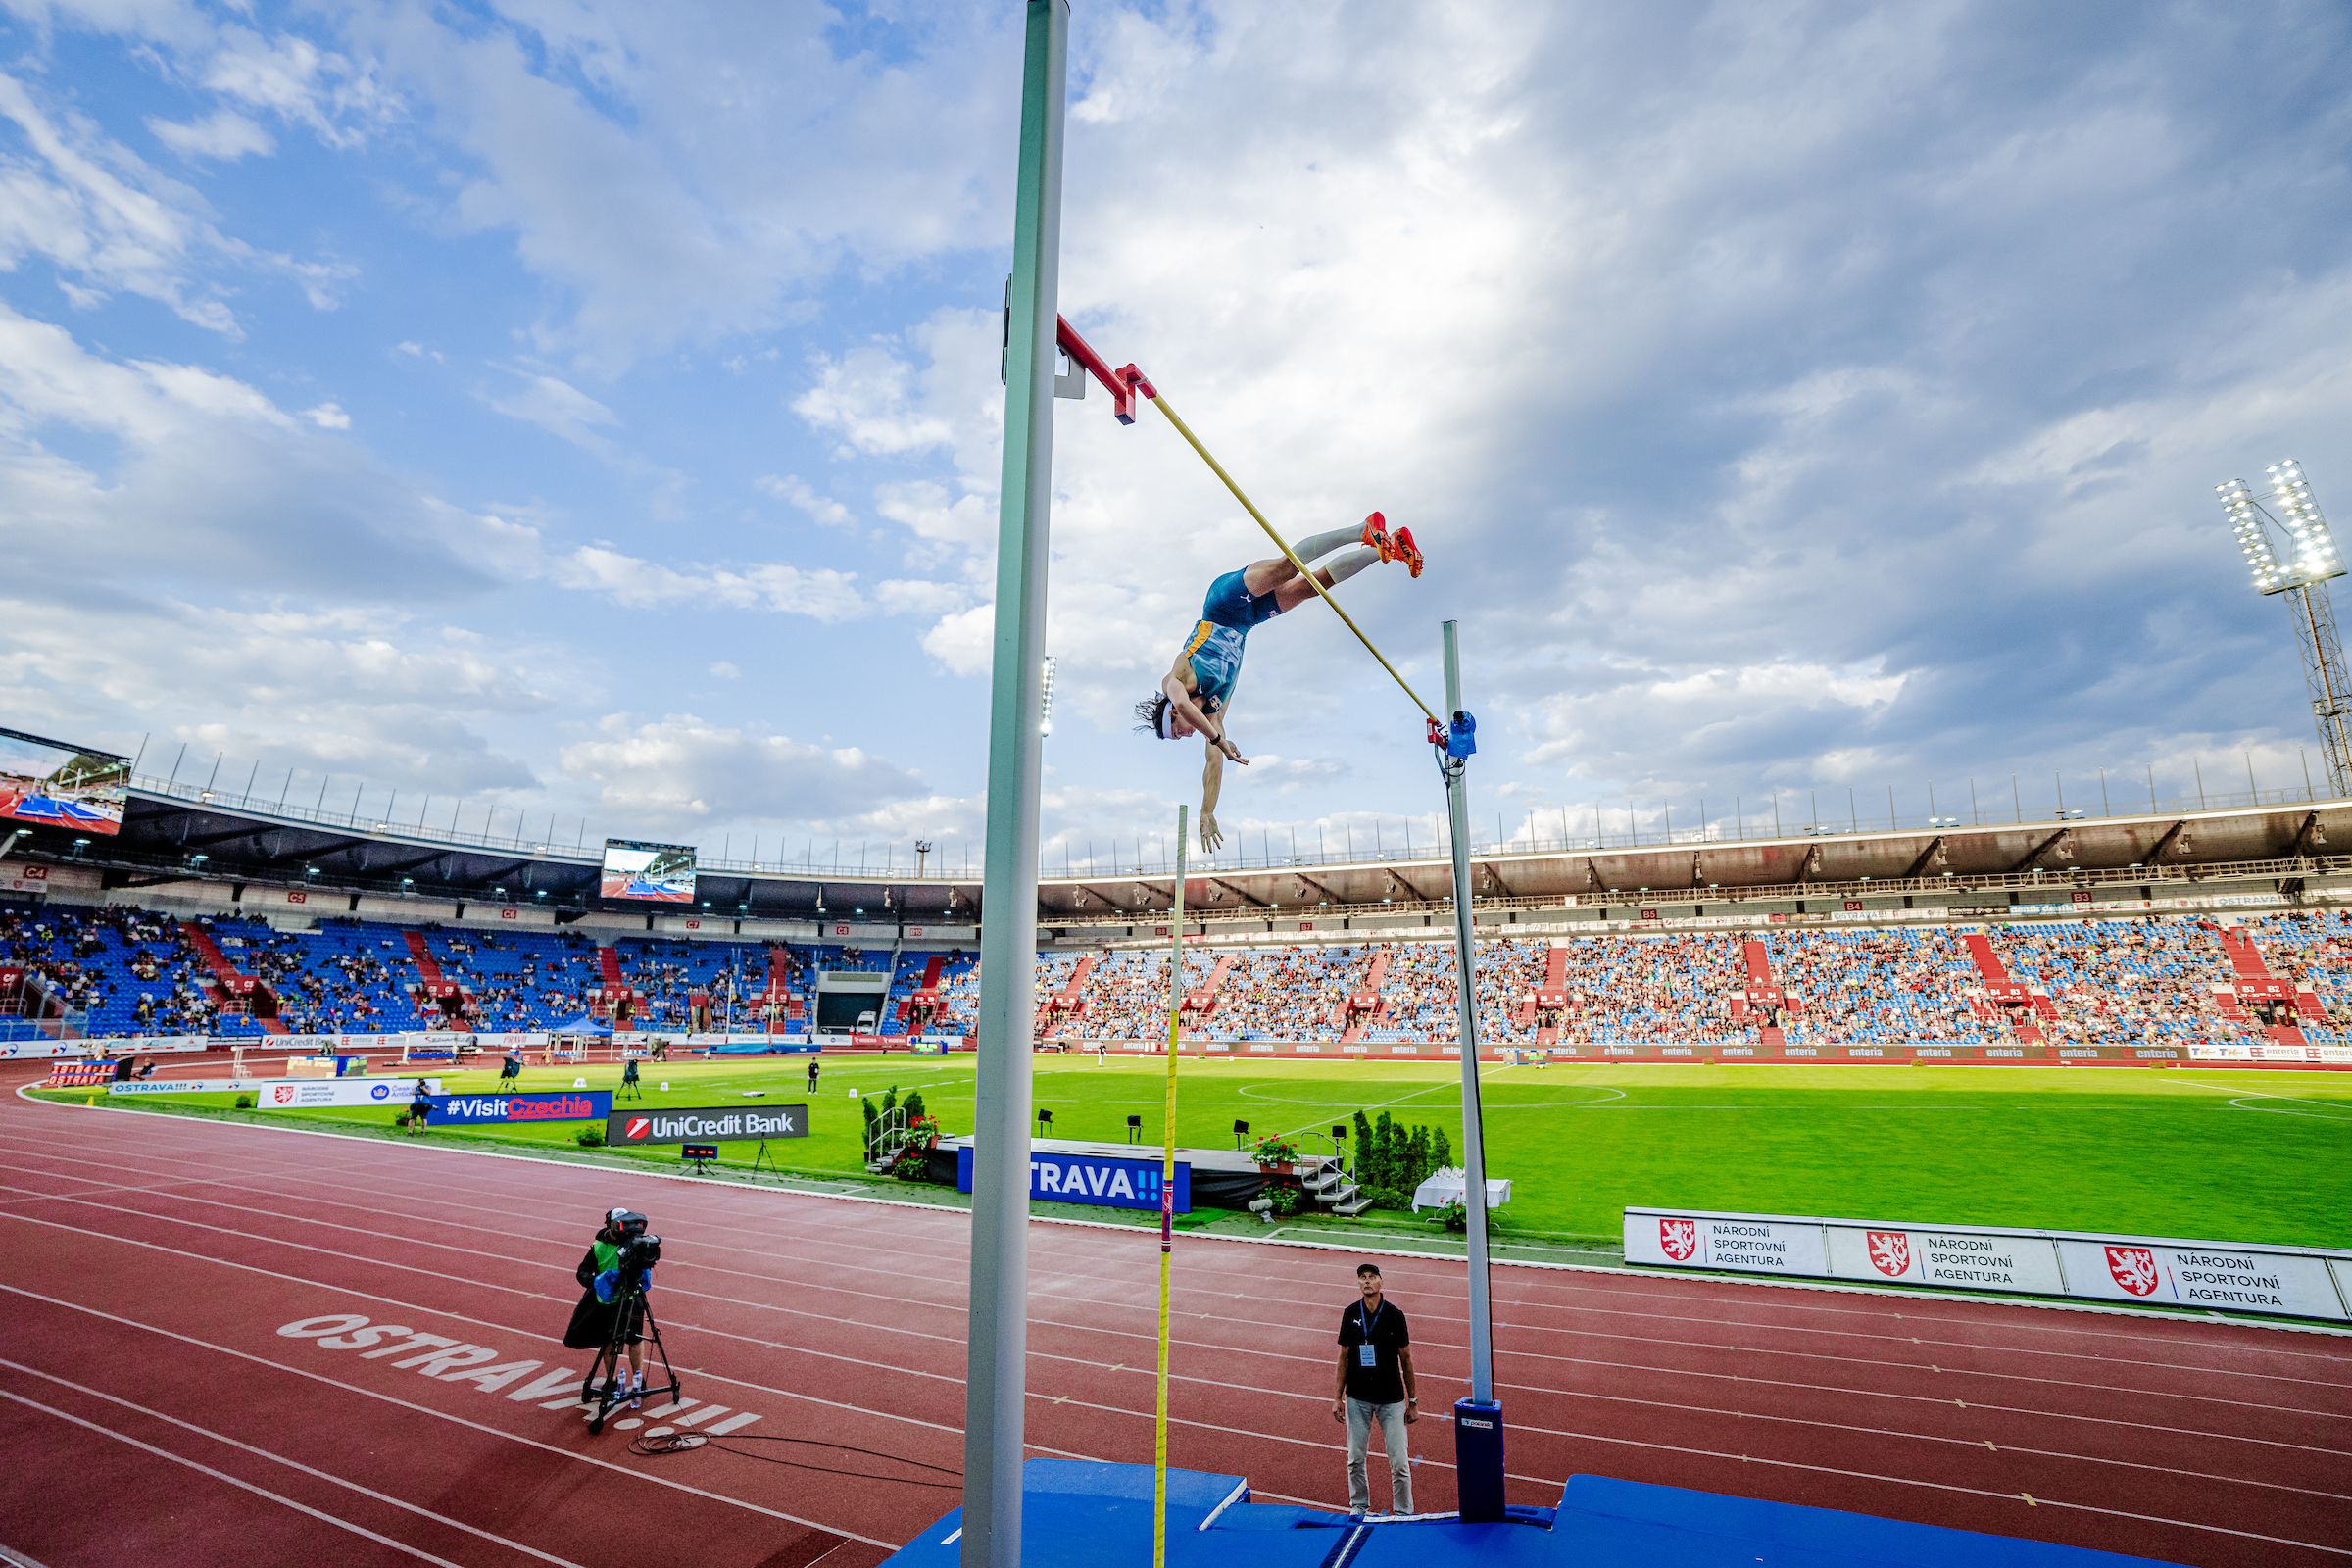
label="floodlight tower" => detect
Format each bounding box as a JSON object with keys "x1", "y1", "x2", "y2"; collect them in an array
[{"x1": 2218, "y1": 460, "x2": 2352, "y2": 793}]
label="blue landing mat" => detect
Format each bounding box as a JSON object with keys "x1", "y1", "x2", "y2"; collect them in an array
[{"x1": 879, "y1": 1460, "x2": 2180, "y2": 1567}]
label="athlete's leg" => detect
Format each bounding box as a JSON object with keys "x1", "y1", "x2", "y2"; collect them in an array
[
  {"x1": 1272, "y1": 545, "x2": 1378, "y2": 612},
  {"x1": 1239, "y1": 523, "x2": 1381, "y2": 595}
]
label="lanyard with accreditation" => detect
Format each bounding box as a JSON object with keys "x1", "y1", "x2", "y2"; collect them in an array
[{"x1": 1356, "y1": 1300, "x2": 1383, "y2": 1368}]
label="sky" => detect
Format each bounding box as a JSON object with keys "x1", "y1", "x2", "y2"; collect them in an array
[{"x1": 2, "y1": 0, "x2": 2349, "y2": 876}]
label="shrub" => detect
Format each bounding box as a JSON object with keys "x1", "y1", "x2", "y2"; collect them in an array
[
  {"x1": 1436, "y1": 1199, "x2": 1469, "y2": 1234},
  {"x1": 233, "y1": 1094, "x2": 254, "y2": 1109},
  {"x1": 1268, "y1": 1182, "x2": 1303, "y2": 1218},
  {"x1": 1432, "y1": 1129, "x2": 1451, "y2": 1171},
  {"x1": 902, "y1": 1089, "x2": 927, "y2": 1124},
  {"x1": 890, "y1": 1150, "x2": 930, "y2": 1182},
  {"x1": 575, "y1": 1127, "x2": 605, "y2": 1148}
]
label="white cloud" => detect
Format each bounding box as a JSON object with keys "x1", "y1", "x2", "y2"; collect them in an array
[
  {"x1": 302, "y1": 401, "x2": 349, "y2": 429},
  {"x1": 792, "y1": 342, "x2": 955, "y2": 457},
  {"x1": 708, "y1": 661, "x2": 741, "y2": 679},
  {"x1": 147, "y1": 107, "x2": 273, "y2": 161},
  {"x1": 874, "y1": 578, "x2": 965, "y2": 617},
  {"x1": 558, "y1": 713, "x2": 927, "y2": 834},
  {"x1": 488, "y1": 370, "x2": 617, "y2": 449},
  {"x1": 756, "y1": 472, "x2": 852, "y2": 527},
  {"x1": 919, "y1": 604, "x2": 993, "y2": 677}
]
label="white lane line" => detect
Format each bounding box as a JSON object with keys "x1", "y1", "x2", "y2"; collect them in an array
[
  {"x1": 17, "y1": 1085, "x2": 2350, "y2": 1361},
  {"x1": 0, "y1": 1387, "x2": 478, "y2": 1568},
  {"x1": 5, "y1": 1128, "x2": 2344, "y2": 1398},
  {"x1": 0, "y1": 1284, "x2": 897, "y2": 1550},
  {"x1": 6, "y1": 1185, "x2": 2342, "y2": 1497},
  {"x1": 0, "y1": 1359, "x2": 591, "y2": 1568}
]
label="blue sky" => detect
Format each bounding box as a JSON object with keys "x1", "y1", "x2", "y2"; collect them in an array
[{"x1": 2, "y1": 0, "x2": 2349, "y2": 871}]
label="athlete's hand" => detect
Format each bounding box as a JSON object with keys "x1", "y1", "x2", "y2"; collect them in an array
[
  {"x1": 1200, "y1": 812, "x2": 1224, "y2": 853},
  {"x1": 1216, "y1": 734, "x2": 1248, "y2": 764}
]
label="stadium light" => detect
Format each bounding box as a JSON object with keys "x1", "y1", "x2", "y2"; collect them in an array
[
  {"x1": 1039, "y1": 654, "x2": 1057, "y2": 736},
  {"x1": 2218, "y1": 462, "x2": 2352, "y2": 794},
  {"x1": 2268, "y1": 460, "x2": 2343, "y2": 587},
  {"x1": 2221, "y1": 479, "x2": 2286, "y2": 594}
]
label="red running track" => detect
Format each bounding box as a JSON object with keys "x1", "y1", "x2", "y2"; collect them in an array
[{"x1": 0, "y1": 1070, "x2": 2347, "y2": 1567}]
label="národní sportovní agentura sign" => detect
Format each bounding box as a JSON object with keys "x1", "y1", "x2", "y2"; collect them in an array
[
  {"x1": 1624, "y1": 1206, "x2": 2352, "y2": 1322},
  {"x1": 604, "y1": 1103, "x2": 808, "y2": 1145},
  {"x1": 251, "y1": 1077, "x2": 446, "y2": 1109}
]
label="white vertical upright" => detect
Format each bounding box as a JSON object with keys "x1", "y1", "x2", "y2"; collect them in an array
[
  {"x1": 1441, "y1": 619, "x2": 1495, "y2": 1400},
  {"x1": 963, "y1": 5, "x2": 1067, "y2": 1567}
]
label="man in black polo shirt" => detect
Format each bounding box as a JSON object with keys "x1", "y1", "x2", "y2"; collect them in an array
[{"x1": 1333, "y1": 1261, "x2": 1417, "y2": 1514}]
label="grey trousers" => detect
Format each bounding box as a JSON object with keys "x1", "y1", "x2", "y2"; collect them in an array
[{"x1": 1345, "y1": 1396, "x2": 1412, "y2": 1514}]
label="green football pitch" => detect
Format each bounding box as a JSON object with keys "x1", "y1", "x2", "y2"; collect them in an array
[{"x1": 59, "y1": 1054, "x2": 2352, "y2": 1250}]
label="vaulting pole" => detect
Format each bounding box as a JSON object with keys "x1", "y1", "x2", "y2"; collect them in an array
[
  {"x1": 1152, "y1": 804, "x2": 1188, "y2": 1568},
  {"x1": 962, "y1": 6, "x2": 1067, "y2": 1565}
]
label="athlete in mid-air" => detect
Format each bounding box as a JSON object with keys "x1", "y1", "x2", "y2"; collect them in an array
[{"x1": 1136, "y1": 513, "x2": 1422, "y2": 851}]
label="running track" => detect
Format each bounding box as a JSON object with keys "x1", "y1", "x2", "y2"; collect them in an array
[{"x1": 0, "y1": 1072, "x2": 2346, "y2": 1567}]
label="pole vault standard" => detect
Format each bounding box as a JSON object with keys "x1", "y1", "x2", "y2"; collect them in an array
[
  {"x1": 961, "y1": 4, "x2": 1065, "y2": 1567},
  {"x1": 1055, "y1": 318, "x2": 1506, "y2": 1519},
  {"x1": 975, "y1": 0, "x2": 1499, "y2": 1539},
  {"x1": 1153, "y1": 805, "x2": 1187, "y2": 1568}
]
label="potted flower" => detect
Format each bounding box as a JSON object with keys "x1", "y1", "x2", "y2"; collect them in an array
[{"x1": 1251, "y1": 1136, "x2": 1300, "y2": 1172}]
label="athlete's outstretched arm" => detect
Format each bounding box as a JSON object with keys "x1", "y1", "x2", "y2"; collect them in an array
[
  {"x1": 1161, "y1": 672, "x2": 1246, "y2": 763},
  {"x1": 1200, "y1": 743, "x2": 1225, "y2": 853}
]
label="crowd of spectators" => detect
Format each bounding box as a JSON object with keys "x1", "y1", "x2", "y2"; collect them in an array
[{"x1": 6, "y1": 898, "x2": 2339, "y2": 1048}]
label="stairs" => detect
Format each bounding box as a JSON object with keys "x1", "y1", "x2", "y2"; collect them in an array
[
  {"x1": 1964, "y1": 932, "x2": 2044, "y2": 1044},
  {"x1": 403, "y1": 930, "x2": 445, "y2": 985},
  {"x1": 1186, "y1": 953, "x2": 1239, "y2": 1016},
  {"x1": 177, "y1": 919, "x2": 286, "y2": 1033},
  {"x1": 596, "y1": 945, "x2": 631, "y2": 1033},
  {"x1": 1306, "y1": 1154, "x2": 1368, "y2": 1216},
  {"x1": 1533, "y1": 945, "x2": 1569, "y2": 1045},
  {"x1": 1742, "y1": 938, "x2": 1786, "y2": 1051},
  {"x1": 1340, "y1": 949, "x2": 1391, "y2": 1042},
  {"x1": 2217, "y1": 926, "x2": 2309, "y2": 1048}
]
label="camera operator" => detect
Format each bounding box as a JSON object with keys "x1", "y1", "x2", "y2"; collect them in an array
[{"x1": 564, "y1": 1206, "x2": 657, "y2": 1408}]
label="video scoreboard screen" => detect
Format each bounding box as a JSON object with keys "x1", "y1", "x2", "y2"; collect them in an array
[
  {"x1": 600, "y1": 839, "x2": 697, "y2": 904},
  {"x1": 0, "y1": 728, "x2": 130, "y2": 837}
]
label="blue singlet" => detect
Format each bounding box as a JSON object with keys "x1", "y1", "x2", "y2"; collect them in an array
[{"x1": 1181, "y1": 568, "x2": 1283, "y2": 710}]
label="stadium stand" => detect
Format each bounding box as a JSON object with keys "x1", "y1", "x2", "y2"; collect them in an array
[{"x1": 0, "y1": 895, "x2": 2332, "y2": 1054}]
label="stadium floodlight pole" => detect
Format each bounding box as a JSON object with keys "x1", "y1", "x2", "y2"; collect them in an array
[
  {"x1": 963, "y1": 6, "x2": 1066, "y2": 1567},
  {"x1": 1440, "y1": 618, "x2": 1505, "y2": 1522}
]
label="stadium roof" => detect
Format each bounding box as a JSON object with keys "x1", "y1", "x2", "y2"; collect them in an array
[{"x1": 6, "y1": 777, "x2": 2345, "y2": 930}]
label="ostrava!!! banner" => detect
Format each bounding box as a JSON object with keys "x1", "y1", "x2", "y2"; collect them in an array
[
  {"x1": 606, "y1": 1103, "x2": 808, "y2": 1145},
  {"x1": 1626, "y1": 1206, "x2": 2352, "y2": 1322},
  {"x1": 424, "y1": 1091, "x2": 612, "y2": 1127},
  {"x1": 954, "y1": 1146, "x2": 1191, "y2": 1214}
]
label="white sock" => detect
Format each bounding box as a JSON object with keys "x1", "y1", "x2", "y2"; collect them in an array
[
  {"x1": 1319, "y1": 545, "x2": 1379, "y2": 587},
  {"x1": 1294, "y1": 524, "x2": 1363, "y2": 562}
]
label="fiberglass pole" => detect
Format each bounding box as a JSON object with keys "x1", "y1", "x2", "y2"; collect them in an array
[
  {"x1": 1442, "y1": 619, "x2": 1494, "y2": 1402},
  {"x1": 962, "y1": 6, "x2": 1066, "y2": 1567}
]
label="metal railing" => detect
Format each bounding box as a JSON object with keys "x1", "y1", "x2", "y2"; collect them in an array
[{"x1": 126, "y1": 758, "x2": 2344, "y2": 888}]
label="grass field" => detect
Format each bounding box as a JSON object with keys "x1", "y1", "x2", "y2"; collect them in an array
[{"x1": 48, "y1": 1054, "x2": 2352, "y2": 1250}]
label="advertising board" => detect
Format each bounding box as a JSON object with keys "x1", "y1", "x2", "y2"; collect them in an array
[
  {"x1": 605, "y1": 1103, "x2": 808, "y2": 1145},
  {"x1": 1626, "y1": 1206, "x2": 2351, "y2": 1321},
  {"x1": 423, "y1": 1091, "x2": 612, "y2": 1127},
  {"x1": 954, "y1": 1146, "x2": 1191, "y2": 1214},
  {"x1": 251, "y1": 1077, "x2": 442, "y2": 1110}
]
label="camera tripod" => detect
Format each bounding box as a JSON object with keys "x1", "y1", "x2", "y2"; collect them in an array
[{"x1": 579, "y1": 1283, "x2": 682, "y2": 1435}]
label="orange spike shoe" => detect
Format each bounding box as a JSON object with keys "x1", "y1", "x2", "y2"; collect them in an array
[
  {"x1": 1392, "y1": 525, "x2": 1424, "y2": 578},
  {"x1": 1360, "y1": 511, "x2": 1394, "y2": 563}
]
